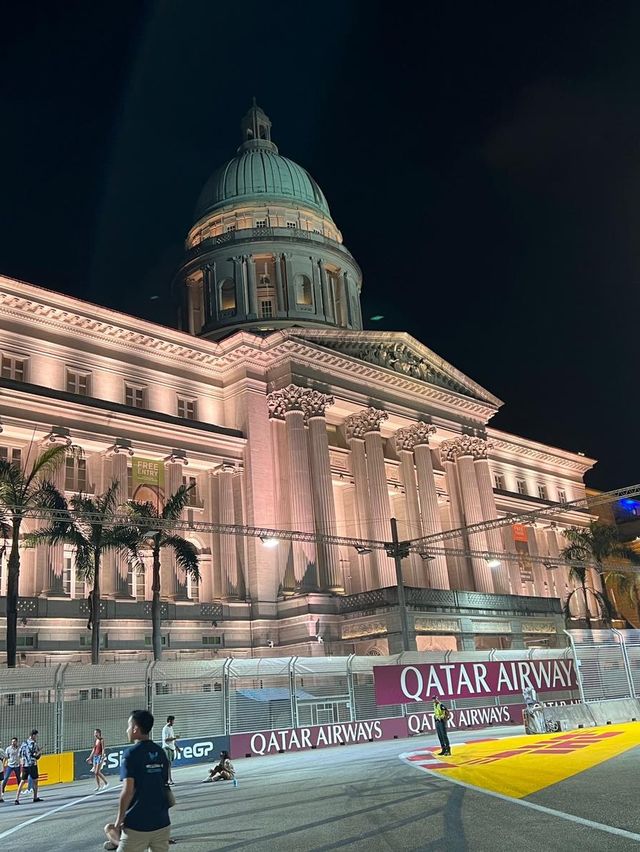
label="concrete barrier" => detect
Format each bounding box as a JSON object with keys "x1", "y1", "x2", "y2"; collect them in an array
[{"x1": 541, "y1": 698, "x2": 640, "y2": 731}]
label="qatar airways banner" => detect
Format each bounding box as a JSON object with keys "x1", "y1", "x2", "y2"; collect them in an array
[
  {"x1": 230, "y1": 717, "x2": 407, "y2": 758},
  {"x1": 374, "y1": 659, "x2": 577, "y2": 706}
]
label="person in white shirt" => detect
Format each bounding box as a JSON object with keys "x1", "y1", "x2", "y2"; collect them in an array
[
  {"x1": 161, "y1": 715, "x2": 181, "y2": 785},
  {"x1": 1, "y1": 738, "x2": 21, "y2": 801}
]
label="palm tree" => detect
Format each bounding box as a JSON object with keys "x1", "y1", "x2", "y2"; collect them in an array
[
  {"x1": 126, "y1": 484, "x2": 200, "y2": 661},
  {"x1": 561, "y1": 521, "x2": 640, "y2": 627},
  {"x1": 0, "y1": 444, "x2": 67, "y2": 667},
  {"x1": 25, "y1": 481, "x2": 141, "y2": 664}
]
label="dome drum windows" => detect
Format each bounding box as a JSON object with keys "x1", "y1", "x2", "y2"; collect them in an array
[
  {"x1": 219, "y1": 279, "x2": 237, "y2": 316},
  {"x1": 294, "y1": 273, "x2": 313, "y2": 308}
]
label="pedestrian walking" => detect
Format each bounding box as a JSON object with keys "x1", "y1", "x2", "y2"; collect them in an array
[
  {"x1": 431, "y1": 696, "x2": 452, "y2": 756},
  {"x1": 1, "y1": 738, "x2": 20, "y2": 801},
  {"x1": 15, "y1": 729, "x2": 43, "y2": 804},
  {"x1": 160, "y1": 716, "x2": 181, "y2": 785},
  {"x1": 106, "y1": 709, "x2": 171, "y2": 851},
  {"x1": 87, "y1": 728, "x2": 108, "y2": 790}
]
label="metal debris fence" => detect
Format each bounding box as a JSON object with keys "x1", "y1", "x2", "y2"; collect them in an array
[{"x1": 1, "y1": 633, "x2": 635, "y2": 755}]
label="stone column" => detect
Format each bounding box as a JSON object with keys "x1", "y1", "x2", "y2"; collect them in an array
[
  {"x1": 395, "y1": 423, "x2": 450, "y2": 589},
  {"x1": 267, "y1": 386, "x2": 317, "y2": 589},
  {"x1": 270, "y1": 413, "x2": 294, "y2": 592},
  {"x1": 109, "y1": 450, "x2": 131, "y2": 598},
  {"x1": 246, "y1": 255, "x2": 258, "y2": 318},
  {"x1": 319, "y1": 261, "x2": 334, "y2": 322},
  {"x1": 345, "y1": 408, "x2": 395, "y2": 588},
  {"x1": 233, "y1": 256, "x2": 247, "y2": 316},
  {"x1": 474, "y1": 450, "x2": 510, "y2": 594},
  {"x1": 303, "y1": 391, "x2": 342, "y2": 592},
  {"x1": 283, "y1": 254, "x2": 296, "y2": 312},
  {"x1": 440, "y1": 437, "x2": 493, "y2": 594},
  {"x1": 200, "y1": 470, "x2": 222, "y2": 603},
  {"x1": 394, "y1": 440, "x2": 423, "y2": 587},
  {"x1": 346, "y1": 434, "x2": 377, "y2": 589},
  {"x1": 164, "y1": 460, "x2": 188, "y2": 601},
  {"x1": 546, "y1": 527, "x2": 570, "y2": 600},
  {"x1": 216, "y1": 463, "x2": 239, "y2": 597},
  {"x1": 36, "y1": 439, "x2": 67, "y2": 595},
  {"x1": 441, "y1": 456, "x2": 473, "y2": 590},
  {"x1": 526, "y1": 525, "x2": 549, "y2": 597},
  {"x1": 274, "y1": 253, "x2": 285, "y2": 313}
]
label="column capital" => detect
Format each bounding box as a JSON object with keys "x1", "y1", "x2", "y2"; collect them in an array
[
  {"x1": 439, "y1": 435, "x2": 489, "y2": 462},
  {"x1": 344, "y1": 407, "x2": 389, "y2": 440},
  {"x1": 394, "y1": 422, "x2": 436, "y2": 452},
  {"x1": 267, "y1": 384, "x2": 306, "y2": 419},
  {"x1": 302, "y1": 390, "x2": 335, "y2": 420}
]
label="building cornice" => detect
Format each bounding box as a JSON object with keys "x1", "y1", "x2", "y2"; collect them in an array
[{"x1": 487, "y1": 427, "x2": 596, "y2": 474}]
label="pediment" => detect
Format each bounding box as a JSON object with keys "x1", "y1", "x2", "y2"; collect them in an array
[{"x1": 284, "y1": 329, "x2": 503, "y2": 408}]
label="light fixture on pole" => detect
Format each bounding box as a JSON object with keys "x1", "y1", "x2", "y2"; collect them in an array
[
  {"x1": 260, "y1": 536, "x2": 279, "y2": 548},
  {"x1": 418, "y1": 551, "x2": 435, "y2": 561},
  {"x1": 484, "y1": 555, "x2": 502, "y2": 569},
  {"x1": 354, "y1": 545, "x2": 372, "y2": 555}
]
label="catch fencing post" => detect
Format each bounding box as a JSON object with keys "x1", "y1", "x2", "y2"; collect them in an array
[
  {"x1": 223, "y1": 657, "x2": 232, "y2": 735},
  {"x1": 54, "y1": 663, "x2": 67, "y2": 753},
  {"x1": 563, "y1": 630, "x2": 586, "y2": 703},
  {"x1": 346, "y1": 654, "x2": 356, "y2": 722},
  {"x1": 612, "y1": 628, "x2": 635, "y2": 697}
]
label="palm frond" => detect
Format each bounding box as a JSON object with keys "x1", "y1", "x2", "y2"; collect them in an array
[
  {"x1": 24, "y1": 445, "x2": 67, "y2": 488},
  {"x1": 163, "y1": 535, "x2": 200, "y2": 579},
  {"x1": 163, "y1": 485, "x2": 194, "y2": 522},
  {"x1": 97, "y1": 480, "x2": 121, "y2": 516}
]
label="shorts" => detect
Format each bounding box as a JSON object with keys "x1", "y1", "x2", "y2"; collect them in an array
[
  {"x1": 93, "y1": 755, "x2": 103, "y2": 766},
  {"x1": 21, "y1": 765, "x2": 38, "y2": 782},
  {"x1": 163, "y1": 748, "x2": 176, "y2": 764}
]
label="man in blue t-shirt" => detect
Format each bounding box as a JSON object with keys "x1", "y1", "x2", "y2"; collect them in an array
[{"x1": 111, "y1": 709, "x2": 171, "y2": 851}]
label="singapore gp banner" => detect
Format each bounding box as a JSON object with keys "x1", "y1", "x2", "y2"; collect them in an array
[{"x1": 374, "y1": 659, "x2": 577, "y2": 706}]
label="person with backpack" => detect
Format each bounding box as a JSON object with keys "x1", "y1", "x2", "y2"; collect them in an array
[{"x1": 432, "y1": 696, "x2": 452, "y2": 756}]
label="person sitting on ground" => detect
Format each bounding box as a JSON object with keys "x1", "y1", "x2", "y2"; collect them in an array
[{"x1": 202, "y1": 750, "x2": 235, "y2": 783}]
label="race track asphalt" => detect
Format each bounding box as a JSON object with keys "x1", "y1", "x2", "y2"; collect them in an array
[{"x1": 0, "y1": 725, "x2": 637, "y2": 851}]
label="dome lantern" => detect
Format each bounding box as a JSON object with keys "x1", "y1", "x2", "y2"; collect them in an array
[{"x1": 175, "y1": 103, "x2": 363, "y2": 341}]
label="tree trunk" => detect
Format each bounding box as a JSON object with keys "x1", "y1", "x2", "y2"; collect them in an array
[
  {"x1": 596, "y1": 568, "x2": 616, "y2": 624},
  {"x1": 91, "y1": 551, "x2": 101, "y2": 665},
  {"x1": 581, "y1": 579, "x2": 592, "y2": 629},
  {"x1": 151, "y1": 544, "x2": 162, "y2": 661},
  {"x1": 6, "y1": 519, "x2": 21, "y2": 669}
]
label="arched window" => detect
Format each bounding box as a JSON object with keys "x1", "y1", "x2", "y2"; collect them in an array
[
  {"x1": 294, "y1": 274, "x2": 313, "y2": 306},
  {"x1": 220, "y1": 279, "x2": 236, "y2": 313}
]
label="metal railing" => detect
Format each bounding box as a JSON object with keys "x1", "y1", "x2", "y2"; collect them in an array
[
  {"x1": 0, "y1": 648, "x2": 579, "y2": 754},
  {"x1": 564, "y1": 629, "x2": 640, "y2": 702}
]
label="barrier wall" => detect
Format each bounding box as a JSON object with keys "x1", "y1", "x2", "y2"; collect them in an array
[
  {"x1": 1, "y1": 752, "x2": 74, "y2": 791},
  {"x1": 73, "y1": 735, "x2": 230, "y2": 780},
  {"x1": 540, "y1": 698, "x2": 640, "y2": 731}
]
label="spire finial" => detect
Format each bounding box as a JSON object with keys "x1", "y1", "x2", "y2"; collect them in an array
[{"x1": 239, "y1": 100, "x2": 277, "y2": 153}]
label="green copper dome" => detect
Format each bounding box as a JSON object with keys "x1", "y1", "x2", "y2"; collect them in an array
[{"x1": 194, "y1": 101, "x2": 332, "y2": 221}]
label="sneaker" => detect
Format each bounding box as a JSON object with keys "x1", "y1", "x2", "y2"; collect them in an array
[
  {"x1": 437, "y1": 750, "x2": 445, "y2": 755},
  {"x1": 14, "y1": 800, "x2": 20, "y2": 805},
  {"x1": 33, "y1": 797, "x2": 44, "y2": 802},
  {"x1": 103, "y1": 842, "x2": 118, "y2": 851}
]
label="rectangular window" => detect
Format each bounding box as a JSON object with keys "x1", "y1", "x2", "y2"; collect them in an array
[
  {"x1": 493, "y1": 474, "x2": 505, "y2": 490},
  {"x1": 177, "y1": 396, "x2": 197, "y2": 420},
  {"x1": 129, "y1": 565, "x2": 145, "y2": 600},
  {"x1": 65, "y1": 456, "x2": 87, "y2": 492},
  {"x1": 0, "y1": 447, "x2": 22, "y2": 468},
  {"x1": 1, "y1": 355, "x2": 26, "y2": 382},
  {"x1": 187, "y1": 572, "x2": 199, "y2": 602},
  {"x1": 225, "y1": 224, "x2": 236, "y2": 233},
  {"x1": 537, "y1": 484, "x2": 548, "y2": 500},
  {"x1": 557, "y1": 488, "x2": 567, "y2": 504},
  {"x1": 202, "y1": 636, "x2": 222, "y2": 646},
  {"x1": 63, "y1": 553, "x2": 86, "y2": 599},
  {"x1": 125, "y1": 384, "x2": 146, "y2": 408},
  {"x1": 255, "y1": 219, "x2": 267, "y2": 228},
  {"x1": 145, "y1": 635, "x2": 167, "y2": 647},
  {"x1": 260, "y1": 300, "x2": 273, "y2": 319},
  {"x1": 182, "y1": 475, "x2": 199, "y2": 507},
  {"x1": 286, "y1": 221, "x2": 297, "y2": 229},
  {"x1": 66, "y1": 369, "x2": 91, "y2": 396},
  {"x1": 516, "y1": 479, "x2": 527, "y2": 496}
]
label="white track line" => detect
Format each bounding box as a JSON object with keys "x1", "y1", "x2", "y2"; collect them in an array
[
  {"x1": 0, "y1": 788, "x2": 111, "y2": 840},
  {"x1": 400, "y1": 752, "x2": 640, "y2": 843}
]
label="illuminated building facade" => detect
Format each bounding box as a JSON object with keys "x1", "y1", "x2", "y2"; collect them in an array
[{"x1": 0, "y1": 103, "x2": 598, "y2": 662}]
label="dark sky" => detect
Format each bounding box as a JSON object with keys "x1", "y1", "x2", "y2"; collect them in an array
[{"x1": 1, "y1": 1, "x2": 639, "y2": 490}]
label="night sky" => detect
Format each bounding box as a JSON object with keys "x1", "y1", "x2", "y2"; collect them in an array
[{"x1": 1, "y1": 1, "x2": 639, "y2": 490}]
